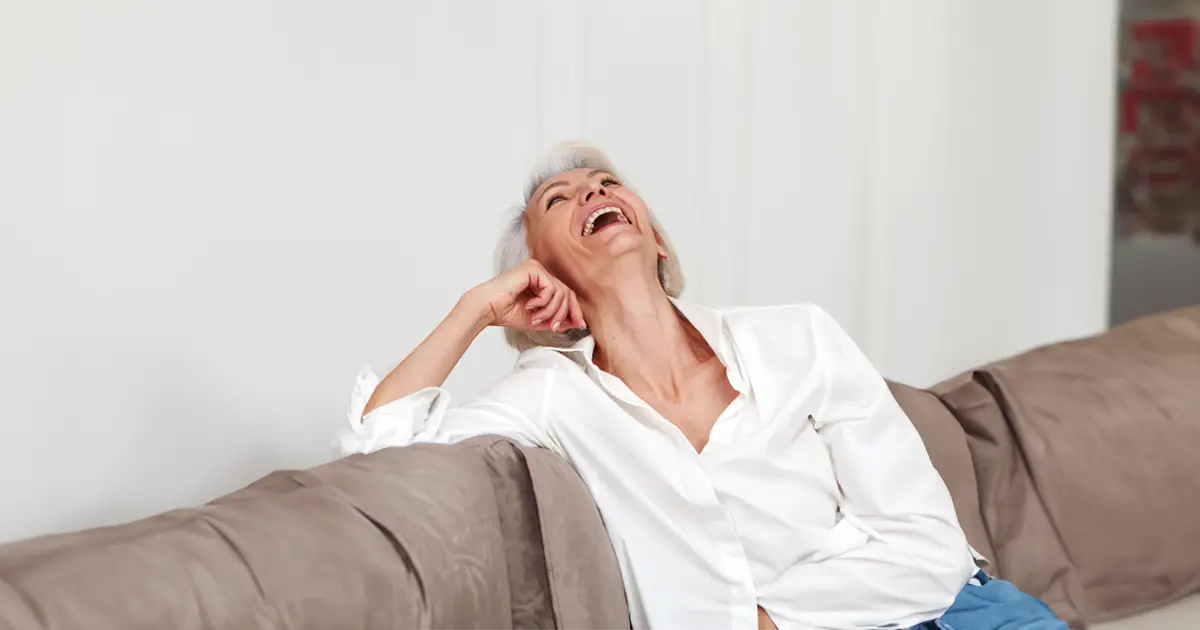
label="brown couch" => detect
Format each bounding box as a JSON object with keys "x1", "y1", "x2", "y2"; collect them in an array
[
  {"x1": 2, "y1": 306, "x2": 1198, "y2": 629},
  {"x1": 898, "y1": 304, "x2": 1200, "y2": 629}
]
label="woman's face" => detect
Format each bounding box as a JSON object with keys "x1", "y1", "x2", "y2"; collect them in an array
[{"x1": 525, "y1": 167, "x2": 666, "y2": 295}]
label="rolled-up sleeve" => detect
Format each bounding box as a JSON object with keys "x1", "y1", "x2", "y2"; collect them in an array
[
  {"x1": 336, "y1": 365, "x2": 560, "y2": 457},
  {"x1": 802, "y1": 305, "x2": 977, "y2": 627}
]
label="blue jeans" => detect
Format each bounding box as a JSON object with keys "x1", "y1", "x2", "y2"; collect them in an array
[{"x1": 908, "y1": 572, "x2": 1069, "y2": 630}]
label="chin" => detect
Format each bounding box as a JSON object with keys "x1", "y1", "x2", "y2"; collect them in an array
[{"x1": 594, "y1": 229, "x2": 649, "y2": 256}]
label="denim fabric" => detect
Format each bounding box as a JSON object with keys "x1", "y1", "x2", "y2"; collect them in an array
[{"x1": 908, "y1": 572, "x2": 1069, "y2": 630}]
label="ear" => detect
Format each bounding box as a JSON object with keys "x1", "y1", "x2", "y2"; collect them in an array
[{"x1": 654, "y1": 230, "x2": 669, "y2": 260}]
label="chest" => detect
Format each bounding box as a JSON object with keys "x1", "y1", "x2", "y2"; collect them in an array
[
  {"x1": 555, "y1": 361, "x2": 832, "y2": 479},
  {"x1": 630, "y1": 365, "x2": 739, "y2": 453},
  {"x1": 553, "y1": 369, "x2": 842, "y2": 530}
]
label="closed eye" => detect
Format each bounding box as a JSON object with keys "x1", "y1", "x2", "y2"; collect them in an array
[
  {"x1": 600, "y1": 176, "x2": 621, "y2": 187},
  {"x1": 545, "y1": 193, "x2": 567, "y2": 210}
]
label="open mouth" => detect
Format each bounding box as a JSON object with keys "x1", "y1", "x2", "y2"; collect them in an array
[{"x1": 582, "y1": 205, "x2": 631, "y2": 236}]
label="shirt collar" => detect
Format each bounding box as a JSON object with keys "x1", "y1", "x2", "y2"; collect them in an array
[{"x1": 549, "y1": 298, "x2": 747, "y2": 392}]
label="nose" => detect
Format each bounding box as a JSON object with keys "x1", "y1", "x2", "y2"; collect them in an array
[{"x1": 581, "y1": 180, "x2": 608, "y2": 203}]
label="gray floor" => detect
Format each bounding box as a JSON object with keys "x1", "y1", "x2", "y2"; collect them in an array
[{"x1": 1110, "y1": 235, "x2": 1200, "y2": 326}]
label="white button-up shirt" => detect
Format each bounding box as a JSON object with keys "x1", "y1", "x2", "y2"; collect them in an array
[{"x1": 339, "y1": 301, "x2": 979, "y2": 630}]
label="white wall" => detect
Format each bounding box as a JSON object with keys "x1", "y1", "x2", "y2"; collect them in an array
[
  {"x1": 0, "y1": 0, "x2": 1117, "y2": 543},
  {"x1": 861, "y1": 1, "x2": 1118, "y2": 384}
]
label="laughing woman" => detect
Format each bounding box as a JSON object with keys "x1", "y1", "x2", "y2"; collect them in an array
[{"x1": 339, "y1": 144, "x2": 1067, "y2": 630}]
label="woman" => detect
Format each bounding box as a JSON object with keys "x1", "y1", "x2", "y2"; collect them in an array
[{"x1": 339, "y1": 144, "x2": 1066, "y2": 630}]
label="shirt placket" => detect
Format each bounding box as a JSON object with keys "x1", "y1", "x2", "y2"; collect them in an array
[{"x1": 591, "y1": 367, "x2": 759, "y2": 627}]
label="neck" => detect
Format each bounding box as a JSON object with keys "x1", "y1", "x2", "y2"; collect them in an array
[{"x1": 582, "y1": 274, "x2": 710, "y2": 402}]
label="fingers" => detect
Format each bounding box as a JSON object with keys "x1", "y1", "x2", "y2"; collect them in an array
[
  {"x1": 548, "y1": 293, "x2": 571, "y2": 332},
  {"x1": 524, "y1": 288, "x2": 551, "y2": 312},
  {"x1": 511, "y1": 260, "x2": 585, "y2": 333},
  {"x1": 523, "y1": 269, "x2": 554, "y2": 311},
  {"x1": 532, "y1": 285, "x2": 567, "y2": 329},
  {"x1": 542, "y1": 288, "x2": 584, "y2": 332}
]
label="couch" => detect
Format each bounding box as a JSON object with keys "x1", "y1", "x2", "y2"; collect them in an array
[{"x1": 1, "y1": 306, "x2": 1197, "y2": 629}]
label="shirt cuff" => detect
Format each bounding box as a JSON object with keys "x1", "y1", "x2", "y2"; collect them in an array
[
  {"x1": 336, "y1": 365, "x2": 448, "y2": 455},
  {"x1": 968, "y1": 544, "x2": 990, "y2": 569}
]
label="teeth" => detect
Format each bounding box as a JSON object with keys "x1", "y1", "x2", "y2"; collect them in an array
[{"x1": 582, "y1": 206, "x2": 627, "y2": 236}]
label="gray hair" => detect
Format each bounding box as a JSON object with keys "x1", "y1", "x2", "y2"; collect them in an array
[{"x1": 497, "y1": 142, "x2": 684, "y2": 351}]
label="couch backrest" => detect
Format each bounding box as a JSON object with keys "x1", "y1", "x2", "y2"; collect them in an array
[
  {"x1": 934, "y1": 373, "x2": 1089, "y2": 627},
  {"x1": 935, "y1": 306, "x2": 1200, "y2": 625},
  {"x1": 0, "y1": 436, "x2": 630, "y2": 630}
]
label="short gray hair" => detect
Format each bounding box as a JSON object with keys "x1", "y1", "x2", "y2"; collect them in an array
[{"x1": 497, "y1": 142, "x2": 684, "y2": 351}]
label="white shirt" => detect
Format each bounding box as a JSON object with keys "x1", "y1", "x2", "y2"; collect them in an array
[{"x1": 339, "y1": 301, "x2": 979, "y2": 630}]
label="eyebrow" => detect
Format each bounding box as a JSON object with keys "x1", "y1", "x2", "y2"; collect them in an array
[{"x1": 539, "y1": 169, "x2": 610, "y2": 204}]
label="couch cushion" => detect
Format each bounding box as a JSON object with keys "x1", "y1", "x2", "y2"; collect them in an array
[
  {"x1": 0, "y1": 437, "x2": 630, "y2": 630},
  {"x1": 935, "y1": 373, "x2": 1088, "y2": 628},
  {"x1": 0, "y1": 445, "x2": 514, "y2": 629},
  {"x1": 1091, "y1": 593, "x2": 1200, "y2": 630},
  {"x1": 0, "y1": 441, "x2": 508, "y2": 628},
  {"x1": 464, "y1": 437, "x2": 555, "y2": 629},
  {"x1": 523, "y1": 447, "x2": 630, "y2": 630},
  {"x1": 235, "y1": 437, "x2": 560, "y2": 629},
  {"x1": 970, "y1": 306, "x2": 1200, "y2": 621},
  {"x1": 887, "y1": 381, "x2": 995, "y2": 563}
]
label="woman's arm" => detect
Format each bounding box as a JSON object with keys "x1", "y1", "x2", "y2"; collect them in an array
[
  {"x1": 808, "y1": 304, "x2": 969, "y2": 546},
  {"x1": 360, "y1": 292, "x2": 490, "y2": 418},
  {"x1": 791, "y1": 305, "x2": 976, "y2": 628},
  {"x1": 339, "y1": 260, "x2": 583, "y2": 455},
  {"x1": 360, "y1": 259, "x2": 585, "y2": 420}
]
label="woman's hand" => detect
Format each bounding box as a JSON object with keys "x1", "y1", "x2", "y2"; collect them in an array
[{"x1": 468, "y1": 259, "x2": 586, "y2": 333}]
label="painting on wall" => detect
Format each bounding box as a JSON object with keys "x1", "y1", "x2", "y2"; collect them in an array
[
  {"x1": 1111, "y1": 0, "x2": 1200, "y2": 326},
  {"x1": 1116, "y1": 0, "x2": 1200, "y2": 244}
]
